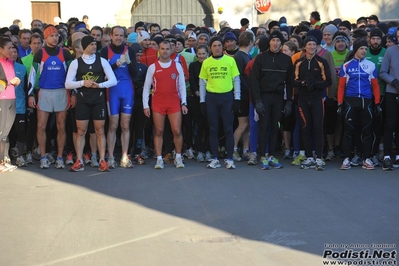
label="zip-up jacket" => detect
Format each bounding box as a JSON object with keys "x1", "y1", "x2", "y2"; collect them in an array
[
  {"x1": 292, "y1": 54, "x2": 332, "y2": 101},
  {"x1": 337, "y1": 57, "x2": 380, "y2": 104},
  {"x1": 250, "y1": 50, "x2": 293, "y2": 103}
]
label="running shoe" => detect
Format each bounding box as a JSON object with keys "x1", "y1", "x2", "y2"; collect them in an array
[
  {"x1": 205, "y1": 151, "x2": 212, "y2": 162},
  {"x1": 350, "y1": 154, "x2": 362, "y2": 166},
  {"x1": 259, "y1": 156, "x2": 270, "y2": 170},
  {"x1": 174, "y1": 157, "x2": 185, "y2": 168},
  {"x1": 46, "y1": 153, "x2": 55, "y2": 164},
  {"x1": 70, "y1": 160, "x2": 84, "y2": 172},
  {"x1": 154, "y1": 158, "x2": 164, "y2": 169},
  {"x1": 371, "y1": 155, "x2": 380, "y2": 167},
  {"x1": 300, "y1": 157, "x2": 316, "y2": 169},
  {"x1": 132, "y1": 154, "x2": 145, "y2": 165},
  {"x1": 99, "y1": 159, "x2": 109, "y2": 172},
  {"x1": 40, "y1": 158, "x2": 50, "y2": 169},
  {"x1": 362, "y1": 158, "x2": 375, "y2": 170},
  {"x1": 315, "y1": 158, "x2": 325, "y2": 171},
  {"x1": 107, "y1": 156, "x2": 117, "y2": 169},
  {"x1": 382, "y1": 158, "x2": 393, "y2": 171},
  {"x1": 268, "y1": 156, "x2": 282, "y2": 169},
  {"x1": 25, "y1": 152, "x2": 34, "y2": 164},
  {"x1": 120, "y1": 156, "x2": 134, "y2": 168},
  {"x1": 83, "y1": 152, "x2": 91, "y2": 165},
  {"x1": 66, "y1": 152, "x2": 74, "y2": 165},
  {"x1": 91, "y1": 153, "x2": 99, "y2": 167},
  {"x1": 196, "y1": 152, "x2": 205, "y2": 163},
  {"x1": 247, "y1": 152, "x2": 257, "y2": 165},
  {"x1": 392, "y1": 159, "x2": 399, "y2": 168},
  {"x1": 54, "y1": 158, "x2": 65, "y2": 169},
  {"x1": 283, "y1": 149, "x2": 292, "y2": 159},
  {"x1": 224, "y1": 159, "x2": 236, "y2": 169},
  {"x1": 163, "y1": 153, "x2": 173, "y2": 164},
  {"x1": 340, "y1": 157, "x2": 351, "y2": 170},
  {"x1": 207, "y1": 159, "x2": 221, "y2": 169},
  {"x1": 184, "y1": 148, "x2": 195, "y2": 159},
  {"x1": 325, "y1": 150, "x2": 334, "y2": 161},
  {"x1": 16, "y1": 156, "x2": 27, "y2": 167},
  {"x1": 291, "y1": 154, "x2": 306, "y2": 165},
  {"x1": 232, "y1": 150, "x2": 242, "y2": 162}
]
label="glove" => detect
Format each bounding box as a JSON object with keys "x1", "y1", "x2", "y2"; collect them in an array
[
  {"x1": 337, "y1": 104, "x2": 343, "y2": 116},
  {"x1": 391, "y1": 79, "x2": 399, "y2": 90},
  {"x1": 396, "y1": 96, "x2": 399, "y2": 105},
  {"x1": 374, "y1": 104, "x2": 382, "y2": 116},
  {"x1": 124, "y1": 51, "x2": 131, "y2": 64},
  {"x1": 306, "y1": 78, "x2": 314, "y2": 91},
  {"x1": 255, "y1": 101, "x2": 265, "y2": 117},
  {"x1": 200, "y1": 102, "x2": 207, "y2": 116},
  {"x1": 118, "y1": 52, "x2": 128, "y2": 65},
  {"x1": 233, "y1": 100, "x2": 241, "y2": 114},
  {"x1": 282, "y1": 101, "x2": 292, "y2": 117}
]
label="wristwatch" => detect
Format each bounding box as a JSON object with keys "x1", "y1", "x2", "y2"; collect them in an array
[{"x1": 181, "y1": 102, "x2": 187, "y2": 107}]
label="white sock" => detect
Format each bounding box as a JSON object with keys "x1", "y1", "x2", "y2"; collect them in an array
[
  {"x1": 157, "y1": 156, "x2": 162, "y2": 160},
  {"x1": 300, "y1": 150, "x2": 305, "y2": 156},
  {"x1": 176, "y1": 154, "x2": 181, "y2": 158},
  {"x1": 384, "y1": 156, "x2": 390, "y2": 160}
]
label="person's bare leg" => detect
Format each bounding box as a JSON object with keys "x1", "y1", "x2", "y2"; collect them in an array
[
  {"x1": 120, "y1": 113, "x2": 131, "y2": 158},
  {"x1": 75, "y1": 120, "x2": 89, "y2": 161},
  {"x1": 55, "y1": 111, "x2": 67, "y2": 158},
  {"x1": 94, "y1": 120, "x2": 106, "y2": 160},
  {"x1": 168, "y1": 111, "x2": 183, "y2": 154},
  {"x1": 107, "y1": 114, "x2": 119, "y2": 158},
  {"x1": 152, "y1": 112, "x2": 166, "y2": 157},
  {"x1": 37, "y1": 110, "x2": 50, "y2": 157}
]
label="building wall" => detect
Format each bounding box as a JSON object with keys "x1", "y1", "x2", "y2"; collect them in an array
[{"x1": 0, "y1": 0, "x2": 397, "y2": 30}]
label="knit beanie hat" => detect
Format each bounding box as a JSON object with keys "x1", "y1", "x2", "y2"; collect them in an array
[
  {"x1": 127, "y1": 32, "x2": 137, "y2": 43},
  {"x1": 240, "y1": 18, "x2": 250, "y2": 27},
  {"x1": 279, "y1": 17, "x2": 287, "y2": 27},
  {"x1": 323, "y1": 24, "x2": 338, "y2": 35},
  {"x1": 134, "y1": 21, "x2": 145, "y2": 30},
  {"x1": 353, "y1": 38, "x2": 368, "y2": 54},
  {"x1": 176, "y1": 36, "x2": 185, "y2": 45},
  {"x1": 0, "y1": 27, "x2": 10, "y2": 35},
  {"x1": 170, "y1": 27, "x2": 183, "y2": 36},
  {"x1": 258, "y1": 36, "x2": 270, "y2": 52},
  {"x1": 81, "y1": 36, "x2": 96, "y2": 50},
  {"x1": 197, "y1": 32, "x2": 210, "y2": 42},
  {"x1": 153, "y1": 36, "x2": 164, "y2": 45},
  {"x1": 370, "y1": 28, "x2": 383, "y2": 39},
  {"x1": 188, "y1": 32, "x2": 197, "y2": 40},
  {"x1": 268, "y1": 21, "x2": 279, "y2": 31},
  {"x1": 332, "y1": 32, "x2": 350, "y2": 48},
  {"x1": 307, "y1": 29, "x2": 323, "y2": 45},
  {"x1": 280, "y1": 26, "x2": 290, "y2": 37},
  {"x1": 74, "y1": 22, "x2": 86, "y2": 32},
  {"x1": 43, "y1": 25, "x2": 58, "y2": 39},
  {"x1": 223, "y1": 32, "x2": 237, "y2": 43},
  {"x1": 209, "y1": 36, "x2": 223, "y2": 47},
  {"x1": 303, "y1": 35, "x2": 318, "y2": 46},
  {"x1": 352, "y1": 29, "x2": 368, "y2": 39},
  {"x1": 339, "y1": 20, "x2": 352, "y2": 31},
  {"x1": 164, "y1": 34, "x2": 177, "y2": 44},
  {"x1": 269, "y1": 30, "x2": 284, "y2": 43},
  {"x1": 137, "y1": 30, "x2": 150, "y2": 44}
]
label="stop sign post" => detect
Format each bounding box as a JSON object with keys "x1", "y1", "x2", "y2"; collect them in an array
[{"x1": 255, "y1": 0, "x2": 271, "y2": 13}]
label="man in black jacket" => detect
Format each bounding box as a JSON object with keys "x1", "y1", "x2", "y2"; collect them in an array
[{"x1": 251, "y1": 30, "x2": 293, "y2": 170}]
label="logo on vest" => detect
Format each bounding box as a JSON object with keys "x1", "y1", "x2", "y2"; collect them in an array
[
  {"x1": 171, "y1": 73, "x2": 177, "y2": 80},
  {"x1": 47, "y1": 60, "x2": 62, "y2": 71}
]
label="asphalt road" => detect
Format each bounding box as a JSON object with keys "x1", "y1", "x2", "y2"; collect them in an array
[{"x1": 0, "y1": 156, "x2": 398, "y2": 266}]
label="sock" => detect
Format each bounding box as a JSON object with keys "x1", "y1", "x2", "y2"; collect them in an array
[
  {"x1": 379, "y1": 143, "x2": 384, "y2": 150},
  {"x1": 176, "y1": 153, "x2": 181, "y2": 158},
  {"x1": 234, "y1": 147, "x2": 238, "y2": 151},
  {"x1": 299, "y1": 150, "x2": 305, "y2": 156},
  {"x1": 396, "y1": 155, "x2": 399, "y2": 160},
  {"x1": 41, "y1": 156, "x2": 46, "y2": 160},
  {"x1": 157, "y1": 156, "x2": 162, "y2": 160},
  {"x1": 384, "y1": 156, "x2": 390, "y2": 160},
  {"x1": 57, "y1": 157, "x2": 63, "y2": 160},
  {"x1": 243, "y1": 148, "x2": 249, "y2": 153}
]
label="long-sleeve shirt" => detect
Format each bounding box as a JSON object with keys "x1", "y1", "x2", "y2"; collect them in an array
[
  {"x1": 65, "y1": 53, "x2": 117, "y2": 90},
  {"x1": 337, "y1": 57, "x2": 380, "y2": 104},
  {"x1": 380, "y1": 45, "x2": 399, "y2": 95}
]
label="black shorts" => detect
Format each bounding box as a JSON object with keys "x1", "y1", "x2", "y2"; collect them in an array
[
  {"x1": 237, "y1": 99, "x2": 250, "y2": 117},
  {"x1": 75, "y1": 100, "x2": 106, "y2": 121}
]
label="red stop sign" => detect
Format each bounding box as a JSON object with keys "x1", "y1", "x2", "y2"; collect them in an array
[{"x1": 255, "y1": 0, "x2": 271, "y2": 13}]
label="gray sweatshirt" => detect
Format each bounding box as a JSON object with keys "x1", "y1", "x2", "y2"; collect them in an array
[{"x1": 379, "y1": 45, "x2": 399, "y2": 94}]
